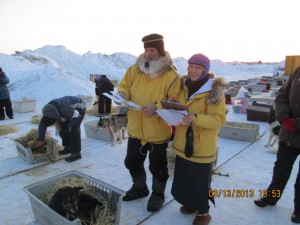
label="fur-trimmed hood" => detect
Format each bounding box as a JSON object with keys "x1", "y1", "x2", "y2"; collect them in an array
[
  {"x1": 182, "y1": 76, "x2": 227, "y2": 104},
  {"x1": 136, "y1": 51, "x2": 173, "y2": 79}
]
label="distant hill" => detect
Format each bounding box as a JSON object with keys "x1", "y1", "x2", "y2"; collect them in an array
[{"x1": 0, "y1": 45, "x2": 283, "y2": 108}]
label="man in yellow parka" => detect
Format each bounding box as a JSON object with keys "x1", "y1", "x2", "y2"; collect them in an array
[
  {"x1": 117, "y1": 33, "x2": 181, "y2": 212},
  {"x1": 171, "y1": 53, "x2": 226, "y2": 225}
]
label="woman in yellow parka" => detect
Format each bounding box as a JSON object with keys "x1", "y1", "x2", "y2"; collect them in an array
[{"x1": 171, "y1": 53, "x2": 226, "y2": 225}]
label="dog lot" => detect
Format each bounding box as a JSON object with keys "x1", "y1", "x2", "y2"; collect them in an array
[{"x1": 0, "y1": 109, "x2": 298, "y2": 225}]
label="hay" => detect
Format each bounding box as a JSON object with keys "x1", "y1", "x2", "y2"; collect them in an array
[
  {"x1": 40, "y1": 176, "x2": 115, "y2": 225},
  {"x1": 14, "y1": 128, "x2": 54, "y2": 161},
  {"x1": 0, "y1": 125, "x2": 16, "y2": 136},
  {"x1": 86, "y1": 104, "x2": 99, "y2": 116},
  {"x1": 31, "y1": 115, "x2": 42, "y2": 124}
]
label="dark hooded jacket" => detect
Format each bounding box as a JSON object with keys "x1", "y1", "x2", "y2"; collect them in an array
[
  {"x1": 0, "y1": 68, "x2": 10, "y2": 100},
  {"x1": 38, "y1": 96, "x2": 86, "y2": 141},
  {"x1": 275, "y1": 66, "x2": 300, "y2": 148},
  {"x1": 95, "y1": 75, "x2": 114, "y2": 95}
]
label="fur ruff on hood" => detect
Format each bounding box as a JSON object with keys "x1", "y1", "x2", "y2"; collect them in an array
[
  {"x1": 207, "y1": 77, "x2": 227, "y2": 104},
  {"x1": 136, "y1": 51, "x2": 173, "y2": 79},
  {"x1": 182, "y1": 76, "x2": 227, "y2": 105}
]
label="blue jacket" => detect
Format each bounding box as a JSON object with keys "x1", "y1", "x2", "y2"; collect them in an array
[
  {"x1": 38, "y1": 96, "x2": 86, "y2": 141},
  {"x1": 0, "y1": 70, "x2": 10, "y2": 100}
]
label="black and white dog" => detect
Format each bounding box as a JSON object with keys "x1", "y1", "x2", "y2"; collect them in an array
[
  {"x1": 265, "y1": 105, "x2": 280, "y2": 148},
  {"x1": 49, "y1": 186, "x2": 103, "y2": 224},
  {"x1": 98, "y1": 114, "x2": 128, "y2": 146}
]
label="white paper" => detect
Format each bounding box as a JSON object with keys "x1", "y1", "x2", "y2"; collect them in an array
[
  {"x1": 102, "y1": 92, "x2": 141, "y2": 110},
  {"x1": 156, "y1": 109, "x2": 187, "y2": 126},
  {"x1": 102, "y1": 92, "x2": 123, "y2": 103}
]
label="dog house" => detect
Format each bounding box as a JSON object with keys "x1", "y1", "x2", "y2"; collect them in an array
[
  {"x1": 84, "y1": 120, "x2": 113, "y2": 142},
  {"x1": 246, "y1": 95, "x2": 275, "y2": 122},
  {"x1": 219, "y1": 121, "x2": 260, "y2": 142},
  {"x1": 12, "y1": 98, "x2": 37, "y2": 113}
]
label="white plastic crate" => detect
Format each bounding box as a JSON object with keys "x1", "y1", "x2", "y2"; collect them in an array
[
  {"x1": 12, "y1": 98, "x2": 37, "y2": 112},
  {"x1": 15, "y1": 138, "x2": 58, "y2": 164},
  {"x1": 77, "y1": 94, "x2": 93, "y2": 108},
  {"x1": 219, "y1": 121, "x2": 259, "y2": 142},
  {"x1": 84, "y1": 120, "x2": 112, "y2": 142},
  {"x1": 23, "y1": 170, "x2": 124, "y2": 225}
]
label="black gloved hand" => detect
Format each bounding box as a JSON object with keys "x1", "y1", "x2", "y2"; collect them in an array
[{"x1": 184, "y1": 125, "x2": 194, "y2": 158}]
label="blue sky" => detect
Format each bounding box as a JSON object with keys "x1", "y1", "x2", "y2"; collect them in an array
[{"x1": 0, "y1": 0, "x2": 299, "y2": 62}]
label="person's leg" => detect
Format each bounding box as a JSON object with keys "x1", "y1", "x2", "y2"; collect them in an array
[
  {"x1": 98, "y1": 94, "x2": 105, "y2": 114},
  {"x1": 123, "y1": 137, "x2": 149, "y2": 201},
  {"x1": 255, "y1": 141, "x2": 299, "y2": 207},
  {"x1": 105, "y1": 98, "x2": 112, "y2": 114},
  {"x1": 0, "y1": 99, "x2": 5, "y2": 119},
  {"x1": 147, "y1": 142, "x2": 169, "y2": 212},
  {"x1": 4, "y1": 98, "x2": 13, "y2": 118},
  {"x1": 267, "y1": 141, "x2": 299, "y2": 200},
  {"x1": 292, "y1": 161, "x2": 300, "y2": 222},
  {"x1": 65, "y1": 111, "x2": 85, "y2": 162}
]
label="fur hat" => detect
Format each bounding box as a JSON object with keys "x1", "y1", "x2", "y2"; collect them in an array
[
  {"x1": 142, "y1": 33, "x2": 165, "y2": 56},
  {"x1": 188, "y1": 53, "x2": 210, "y2": 77},
  {"x1": 42, "y1": 104, "x2": 60, "y2": 120}
]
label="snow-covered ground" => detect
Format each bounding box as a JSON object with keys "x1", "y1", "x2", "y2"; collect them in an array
[
  {"x1": 0, "y1": 45, "x2": 296, "y2": 225},
  {"x1": 0, "y1": 103, "x2": 298, "y2": 225}
]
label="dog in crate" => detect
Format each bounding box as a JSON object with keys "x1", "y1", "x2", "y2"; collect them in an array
[
  {"x1": 49, "y1": 186, "x2": 103, "y2": 224},
  {"x1": 97, "y1": 114, "x2": 128, "y2": 145},
  {"x1": 264, "y1": 105, "x2": 280, "y2": 148}
]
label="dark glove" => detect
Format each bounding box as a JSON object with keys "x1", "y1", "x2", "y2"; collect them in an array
[
  {"x1": 281, "y1": 118, "x2": 298, "y2": 132},
  {"x1": 184, "y1": 125, "x2": 194, "y2": 158}
]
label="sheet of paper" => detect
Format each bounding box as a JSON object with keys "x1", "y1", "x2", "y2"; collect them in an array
[
  {"x1": 169, "y1": 109, "x2": 189, "y2": 116},
  {"x1": 102, "y1": 92, "x2": 141, "y2": 110},
  {"x1": 102, "y1": 92, "x2": 123, "y2": 103},
  {"x1": 156, "y1": 109, "x2": 185, "y2": 126}
]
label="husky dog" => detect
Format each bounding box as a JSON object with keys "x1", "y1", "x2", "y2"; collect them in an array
[
  {"x1": 98, "y1": 114, "x2": 128, "y2": 146},
  {"x1": 49, "y1": 186, "x2": 103, "y2": 224},
  {"x1": 265, "y1": 105, "x2": 280, "y2": 148},
  {"x1": 49, "y1": 186, "x2": 83, "y2": 220},
  {"x1": 76, "y1": 193, "x2": 103, "y2": 225},
  {"x1": 265, "y1": 122, "x2": 280, "y2": 148}
]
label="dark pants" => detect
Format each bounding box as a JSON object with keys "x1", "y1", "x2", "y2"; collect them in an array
[
  {"x1": 59, "y1": 111, "x2": 85, "y2": 153},
  {"x1": 266, "y1": 141, "x2": 300, "y2": 214},
  {"x1": 98, "y1": 94, "x2": 112, "y2": 114},
  {"x1": 171, "y1": 156, "x2": 212, "y2": 214},
  {"x1": 124, "y1": 137, "x2": 169, "y2": 183},
  {"x1": 0, "y1": 98, "x2": 13, "y2": 119}
]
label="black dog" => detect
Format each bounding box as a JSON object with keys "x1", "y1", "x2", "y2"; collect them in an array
[{"x1": 49, "y1": 186, "x2": 103, "y2": 224}]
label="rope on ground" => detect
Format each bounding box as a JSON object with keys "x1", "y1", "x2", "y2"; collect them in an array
[
  {"x1": 135, "y1": 128, "x2": 269, "y2": 224},
  {"x1": 135, "y1": 199, "x2": 175, "y2": 225},
  {"x1": 213, "y1": 127, "x2": 269, "y2": 174}
]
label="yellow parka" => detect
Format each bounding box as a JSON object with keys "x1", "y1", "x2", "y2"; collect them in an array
[
  {"x1": 118, "y1": 52, "x2": 181, "y2": 145},
  {"x1": 172, "y1": 76, "x2": 226, "y2": 163}
]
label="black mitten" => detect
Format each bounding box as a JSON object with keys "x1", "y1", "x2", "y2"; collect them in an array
[{"x1": 184, "y1": 125, "x2": 194, "y2": 158}]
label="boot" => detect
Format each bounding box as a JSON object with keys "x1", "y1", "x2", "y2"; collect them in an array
[
  {"x1": 147, "y1": 178, "x2": 166, "y2": 212},
  {"x1": 123, "y1": 176, "x2": 149, "y2": 201},
  {"x1": 292, "y1": 213, "x2": 300, "y2": 223},
  {"x1": 65, "y1": 152, "x2": 82, "y2": 162},
  {"x1": 193, "y1": 213, "x2": 211, "y2": 225},
  {"x1": 59, "y1": 146, "x2": 72, "y2": 155},
  {"x1": 254, "y1": 198, "x2": 276, "y2": 207}
]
